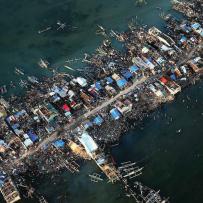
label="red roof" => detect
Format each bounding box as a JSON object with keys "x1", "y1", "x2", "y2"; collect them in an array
[
  {"x1": 160, "y1": 77, "x2": 168, "y2": 84},
  {"x1": 62, "y1": 104, "x2": 70, "y2": 112},
  {"x1": 70, "y1": 101, "x2": 76, "y2": 107}
]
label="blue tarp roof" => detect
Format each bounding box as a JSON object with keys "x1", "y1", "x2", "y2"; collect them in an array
[
  {"x1": 170, "y1": 74, "x2": 177, "y2": 81},
  {"x1": 180, "y1": 35, "x2": 187, "y2": 43},
  {"x1": 130, "y1": 65, "x2": 139, "y2": 73},
  {"x1": 116, "y1": 78, "x2": 127, "y2": 88},
  {"x1": 14, "y1": 110, "x2": 27, "y2": 118},
  {"x1": 0, "y1": 172, "x2": 6, "y2": 188},
  {"x1": 106, "y1": 77, "x2": 113, "y2": 84},
  {"x1": 28, "y1": 130, "x2": 39, "y2": 142},
  {"x1": 12, "y1": 123, "x2": 20, "y2": 130},
  {"x1": 95, "y1": 81, "x2": 103, "y2": 90},
  {"x1": 121, "y1": 70, "x2": 133, "y2": 80},
  {"x1": 110, "y1": 108, "x2": 121, "y2": 120},
  {"x1": 93, "y1": 115, "x2": 104, "y2": 126},
  {"x1": 191, "y1": 23, "x2": 201, "y2": 30},
  {"x1": 84, "y1": 121, "x2": 93, "y2": 129},
  {"x1": 53, "y1": 140, "x2": 65, "y2": 148}
]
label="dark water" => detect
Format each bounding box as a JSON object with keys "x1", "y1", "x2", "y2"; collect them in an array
[{"x1": 0, "y1": 0, "x2": 202, "y2": 203}]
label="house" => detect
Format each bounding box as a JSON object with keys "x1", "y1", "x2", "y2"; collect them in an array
[{"x1": 110, "y1": 108, "x2": 122, "y2": 120}]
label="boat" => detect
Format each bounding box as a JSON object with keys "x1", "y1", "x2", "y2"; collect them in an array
[
  {"x1": 27, "y1": 76, "x2": 39, "y2": 84},
  {"x1": 57, "y1": 20, "x2": 66, "y2": 30},
  {"x1": 15, "y1": 68, "x2": 24, "y2": 76},
  {"x1": 0, "y1": 85, "x2": 7, "y2": 94},
  {"x1": 38, "y1": 59, "x2": 49, "y2": 69},
  {"x1": 38, "y1": 27, "x2": 52, "y2": 34},
  {"x1": 64, "y1": 65, "x2": 75, "y2": 71},
  {"x1": 19, "y1": 80, "x2": 28, "y2": 88}
]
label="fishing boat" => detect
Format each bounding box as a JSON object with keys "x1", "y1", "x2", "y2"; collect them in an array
[
  {"x1": 27, "y1": 76, "x2": 39, "y2": 84},
  {"x1": 57, "y1": 20, "x2": 66, "y2": 30},
  {"x1": 38, "y1": 27, "x2": 52, "y2": 34},
  {"x1": 15, "y1": 68, "x2": 24, "y2": 76},
  {"x1": 0, "y1": 85, "x2": 7, "y2": 94},
  {"x1": 38, "y1": 59, "x2": 49, "y2": 69},
  {"x1": 19, "y1": 80, "x2": 28, "y2": 88},
  {"x1": 64, "y1": 65, "x2": 75, "y2": 71}
]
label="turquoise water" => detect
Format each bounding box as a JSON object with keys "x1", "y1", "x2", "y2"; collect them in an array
[{"x1": 0, "y1": 0, "x2": 202, "y2": 203}]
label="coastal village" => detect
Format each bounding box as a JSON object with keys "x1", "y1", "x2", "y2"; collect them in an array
[{"x1": 0, "y1": 0, "x2": 203, "y2": 202}]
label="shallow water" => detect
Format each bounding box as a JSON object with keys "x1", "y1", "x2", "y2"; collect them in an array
[{"x1": 0, "y1": 0, "x2": 202, "y2": 203}]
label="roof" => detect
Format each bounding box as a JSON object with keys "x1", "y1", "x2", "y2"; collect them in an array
[
  {"x1": 160, "y1": 77, "x2": 168, "y2": 84},
  {"x1": 76, "y1": 77, "x2": 87, "y2": 87},
  {"x1": 130, "y1": 65, "x2": 139, "y2": 73},
  {"x1": 170, "y1": 74, "x2": 176, "y2": 81},
  {"x1": 62, "y1": 104, "x2": 70, "y2": 112},
  {"x1": 78, "y1": 132, "x2": 98, "y2": 154},
  {"x1": 53, "y1": 140, "x2": 65, "y2": 148},
  {"x1": 191, "y1": 23, "x2": 201, "y2": 30},
  {"x1": 93, "y1": 115, "x2": 104, "y2": 126},
  {"x1": 95, "y1": 81, "x2": 103, "y2": 90},
  {"x1": 105, "y1": 77, "x2": 113, "y2": 84},
  {"x1": 110, "y1": 108, "x2": 121, "y2": 120},
  {"x1": 27, "y1": 130, "x2": 38, "y2": 142},
  {"x1": 180, "y1": 35, "x2": 187, "y2": 43},
  {"x1": 121, "y1": 70, "x2": 133, "y2": 80},
  {"x1": 83, "y1": 121, "x2": 93, "y2": 129},
  {"x1": 116, "y1": 78, "x2": 127, "y2": 88}
]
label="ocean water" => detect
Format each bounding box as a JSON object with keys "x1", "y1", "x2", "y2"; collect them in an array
[{"x1": 0, "y1": 0, "x2": 202, "y2": 203}]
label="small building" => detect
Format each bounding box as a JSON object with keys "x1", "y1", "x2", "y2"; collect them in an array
[
  {"x1": 116, "y1": 78, "x2": 128, "y2": 89},
  {"x1": 159, "y1": 76, "x2": 181, "y2": 95},
  {"x1": 105, "y1": 77, "x2": 114, "y2": 85},
  {"x1": 110, "y1": 108, "x2": 121, "y2": 120},
  {"x1": 78, "y1": 131, "x2": 98, "y2": 157},
  {"x1": 129, "y1": 65, "x2": 139, "y2": 74},
  {"x1": 121, "y1": 70, "x2": 133, "y2": 81},
  {"x1": 105, "y1": 85, "x2": 117, "y2": 96},
  {"x1": 92, "y1": 115, "x2": 104, "y2": 126},
  {"x1": 74, "y1": 77, "x2": 87, "y2": 87},
  {"x1": 34, "y1": 103, "x2": 58, "y2": 124},
  {"x1": 114, "y1": 99, "x2": 133, "y2": 114}
]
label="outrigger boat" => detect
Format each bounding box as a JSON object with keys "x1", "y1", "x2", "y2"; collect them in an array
[
  {"x1": 15, "y1": 67, "x2": 24, "y2": 76},
  {"x1": 0, "y1": 85, "x2": 7, "y2": 94},
  {"x1": 38, "y1": 27, "x2": 52, "y2": 34},
  {"x1": 27, "y1": 76, "x2": 39, "y2": 84},
  {"x1": 57, "y1": 20, "x2": 66, "y2": 30},
  {"x1": 38, "y1": 59, "x2": 49, "y2": 69},
  {"x1": 64, "y1": 65, "x2": 75, "y2": 71}
]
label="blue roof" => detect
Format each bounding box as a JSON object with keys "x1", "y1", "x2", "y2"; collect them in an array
[
  {"x1": 95, "y1": 81, "x2": 102, "y2": 90},
  {"x1": 28, "y1": 130, "x2": 39, "y2": 142},
  {"x1": 170, "y1": 74, "x2": 176, "y2": 81},
  {"x1": 53, "y1": 140, "x2": 65, "y2": 148},
  {"x1": 180, "y1": 35, "x2": 187, "y2": 43},
  {"x1": 121, "y1": 70, "x2": 133, "y2": 80},
  {"x1": 12, "y1": 123, "x2": 20, "y2": 130},
  {"x1": 116, "y1": 78, "x2": 127, "y2": 88},
  {"x1": 191, "y1": 23, "x2": 201, "y2": 30},
  {"x1": 106, "y1": 77, "x2": 113, "y2": 84},
  {"x1": 130, "y1": 65, "x2": 139, "y2": 73},
  {"x1": 84, "y1": 121, "x2": 93, "y2": 129},
  {"x1": 110, "y1": 108, "x2": 121, "y2": 120},
  {"x1": 93, "y1": 115, "x2": 104, "y2": 126}
]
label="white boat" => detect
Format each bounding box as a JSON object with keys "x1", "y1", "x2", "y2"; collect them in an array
[
  {"x1": 15, "y1": 67, "x2": 24, "y2": 75},
  {"x1": 27, "y1": 76, "x2": 39, "y2": 84},
  {"x1": 64, "y1": 65, "x2": 75, "y2": 71},
  {"x1": 38, "y1": 59, "x2": 49, "y2": 69}
]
